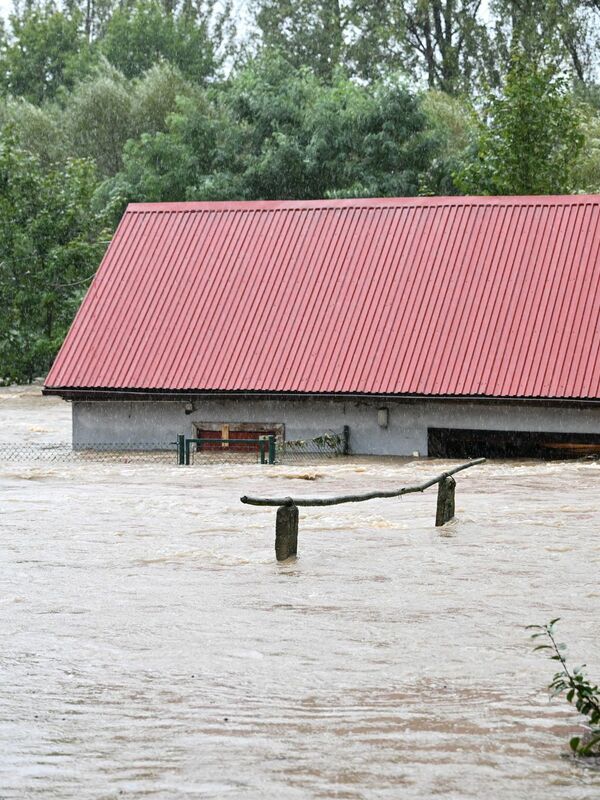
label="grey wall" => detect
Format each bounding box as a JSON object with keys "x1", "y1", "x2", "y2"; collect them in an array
[{"x1": 72, "y1": 396, "x2": 600, "y2": 456}]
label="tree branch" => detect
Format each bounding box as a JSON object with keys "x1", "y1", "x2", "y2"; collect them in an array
[{"x1": 240, "y1": 458, "x2": 485, "y2": 507}]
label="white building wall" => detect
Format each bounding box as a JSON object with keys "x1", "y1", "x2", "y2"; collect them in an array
[{"x1": 72, "y1": 397, "x2": 600, "y2": 456}]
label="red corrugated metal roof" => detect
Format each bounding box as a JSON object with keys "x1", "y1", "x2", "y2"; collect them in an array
[{"x1": 45, "y1": 196, "x2": 600, "y2": 399}]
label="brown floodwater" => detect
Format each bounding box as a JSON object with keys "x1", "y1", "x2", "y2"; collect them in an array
[{"x1": 1, "y1": 388, "x2": 599, "y2": 798}]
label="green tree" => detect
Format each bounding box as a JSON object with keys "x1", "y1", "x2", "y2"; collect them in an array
[
  {"x1": 0, "y1": 59, "x2": 197, "y2": 178},
  {"x1": 62, "y1": 61, "x2": 134, "y2": 176},
  {"x1": 252, "y1": 0, "x2": 492, "y2": 91},
  {"x1": 0, "y1": 130, "x2": 108, "y2": 382},
  {"x1": 0, "y1": 97, "x2": 65, "y2": 165},
  {"x1": 215, "y1": 58, "x2": 436, "y2": 198},
  {"x1": 99, "y1": 0, "x2": 219, "y2": 80},
  {"x1": 131, "y1": 61, "x2": 197, "y2": 134},
  {"x1": 251, "y1": 0, "x2": 600, "y2": 90},
  {"x1": 419, "y1": 90, "x2": 475, "y2": 194},
  {"x1": 0, "y1": 2, "x2": 94, "y2": 103},
  {"x1": 103, "y1": 56, "x2": 439, "y2": 208},
  {"x1": 456, "y1": 56, "x2": 584, "y2": 195},
  {"x1": 68, "y1": 0, "x2": 121, "y2": 42},
  {"x1": 358, "y1": 0, "x2": 492, "y2": 93},
  {"x1": 252, "y1": 0, "x2": 346, "y2": 81},
  {"x1": 491, "y1": 0, "x2": 598, "y2": 83},
  {"x1": 571, "y1": 101, "x2": 600, "y2": 192}
]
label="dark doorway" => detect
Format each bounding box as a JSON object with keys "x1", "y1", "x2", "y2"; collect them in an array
[{"x1": 428, "y1": 427, "x2": 600, "y2": 459}]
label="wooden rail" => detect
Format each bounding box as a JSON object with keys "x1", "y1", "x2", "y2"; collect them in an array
[
  {"x1": 241, "y1": 459, "x2": 485, "y2": 506},
  {"x1": 240, "y1": 458, "x2": 485, "y2": 561}
]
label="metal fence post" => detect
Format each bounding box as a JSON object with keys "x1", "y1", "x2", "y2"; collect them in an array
[
  {"x1": 342, "y1": 425, "x2": 350, "y2": 455},
  {"x1": 185, "y1": 438, "x2": 191, "y2": 466},
  {"x1": 177, "y1": 434, "x2": 185, "y2": 465},
  {"x1": 259, "y1": 438, "x2": 266, "y2": 465},
  {"x1": 268, "y1": 435, "x2": 276, "y2": 464}
]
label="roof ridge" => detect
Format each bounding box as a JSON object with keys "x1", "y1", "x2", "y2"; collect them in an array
[{"x1": 125, "y1": 195, "x2": 600, "y2": 214}]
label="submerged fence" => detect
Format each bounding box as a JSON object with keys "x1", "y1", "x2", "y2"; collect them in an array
[
  {"x1": 0, "y1": 429, "x2": 349, "y2": 465},
  {"x1": 277, "y1": 429, "x2": 349, "y2": 462},
  {"x1": 177, "y1": 429, "x2": 348, "y2": 465},
  {"x1": 0, "y1": 442, "x2": 177, "y2": 464},
  {"x1": 177, "y1": 435, "x2": 277, "y2": 465}
]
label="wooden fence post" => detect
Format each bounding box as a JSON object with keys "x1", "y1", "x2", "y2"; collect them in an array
[
  {"x1": 275, "y1": 504, "x2": 299, "y2": 560},
  {"x1": 435, "y1": 475, "x2": 456, "y2": 526}
]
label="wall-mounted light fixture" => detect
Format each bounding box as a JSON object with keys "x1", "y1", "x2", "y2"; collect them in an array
[
  {"x1": 377, "y1": 407, "x2": 389, "y2": 428},
  {"x1": 184, "y1": 402, "x2": 194, "y2": 415}
]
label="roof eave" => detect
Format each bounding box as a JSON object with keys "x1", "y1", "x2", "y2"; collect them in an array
[{"x1": 41, "y1": 386, "x2": 600, "y2": 407}]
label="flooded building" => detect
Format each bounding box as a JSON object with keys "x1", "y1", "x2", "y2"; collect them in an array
[{"x1": 44, "y1": 196, "x2": 600, "y2": 457}]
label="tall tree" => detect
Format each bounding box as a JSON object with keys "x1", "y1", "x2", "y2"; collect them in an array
[
  {"x1": 456, "y1": 55, "x2": 584, "y2": 194},
  {"x1": 252, "y1": 0, "x2": 491, "y2": 92},
  {"x1": 99, "y1": 0, "x2": 222, "y2": 80},
  {"x1": 253, "y1": 0, "x2": 346, "y2": 81},
  {"x1": 62, "y1": 0, "x2": 119, "y2": 41},
  {"x1": 0, "y1": 2, "x2": 94, "y2": 102},
  {"x1": 0, "y1": 97, "x2": 64, "y2": 165},
  {"x1": 63, "y1": 62, "x2": 134, "y2": 175},
  {"x1": 360, "y1": 0, "x2": 491, "y2": 93},
  {"x1": 491, "y1": 0, "x2": 598, "y2": 83}
]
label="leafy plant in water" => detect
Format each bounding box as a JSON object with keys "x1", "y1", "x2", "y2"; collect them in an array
[
  {"x1": 312, "y1": 433, "x2": 342, "y2": 450},
  {"x1": 284, "y1": 432, "x2": 342, "y2": 452},
  {"x1": 528, "y1": 618, "x2": 600, "y2": 756}
]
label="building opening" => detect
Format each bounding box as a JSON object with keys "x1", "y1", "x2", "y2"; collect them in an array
[{"x1": 427, "y1": 427, "x2": 600, "y2": 459}]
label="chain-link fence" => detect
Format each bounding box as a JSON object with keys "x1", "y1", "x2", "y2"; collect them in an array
[
  {"x1": 276, "y1": 432, "x2": 347, "y2": 462},
  {"x1": 185, "y1": 435, "x2": 346, "y2": 464},
  {"x1": 0, "y1": 442, "x2": 178, "y2": 464},
  {"x1": 0, "y1": 432, "x2": 348, "y2": 465}
]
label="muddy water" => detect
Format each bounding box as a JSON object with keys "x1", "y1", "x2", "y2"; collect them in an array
[{"x1": 1, "y1": 389, "x2": 599, "y2": 798}]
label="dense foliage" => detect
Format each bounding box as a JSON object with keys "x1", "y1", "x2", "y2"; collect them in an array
[
  {"x1": 102, "y1": 58, "x2": 440, "y2": 209},
  {"x1": 0, "y1": 133, "x2": 109, "y2": 382},
  {"x1": 456, "y1": 58, "x2": 585, "y2": 195},
  {"x1": 1, "y1": 0, "x2": 600, "y2": 380}
]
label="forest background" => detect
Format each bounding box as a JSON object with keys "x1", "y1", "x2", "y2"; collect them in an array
[{"x1": 1, "y1": 0, "x2": 600, "y2": 381}]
